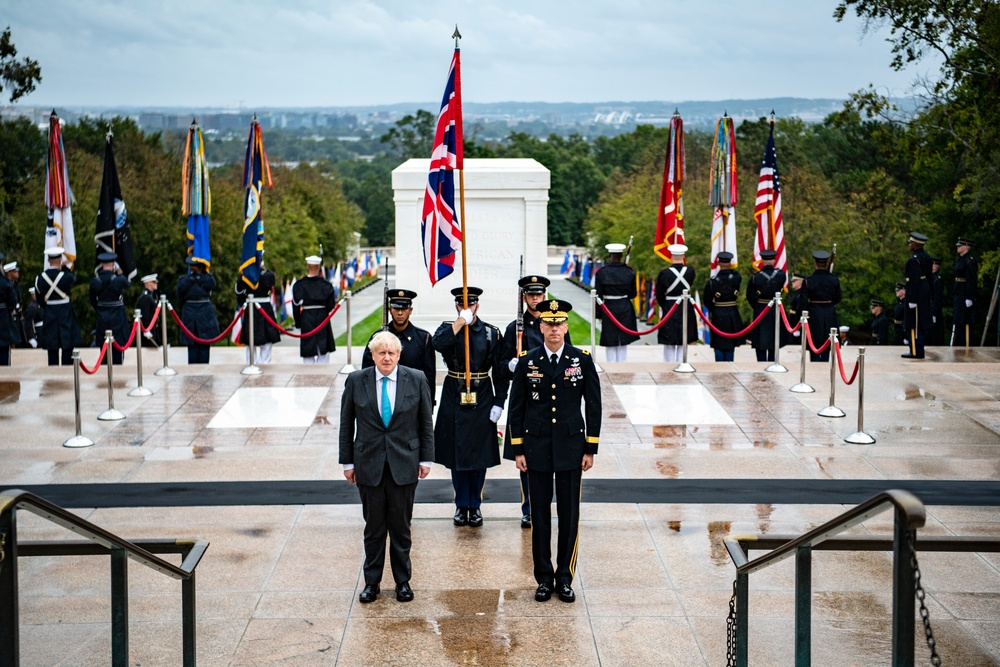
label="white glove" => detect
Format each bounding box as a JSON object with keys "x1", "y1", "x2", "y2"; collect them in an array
[
  {"x1": 489, "y1": 406, "x2": 503, "y2": 423},
  {"x1": 507, "y1": 358, "x2": 518, "y2": 373},
  {"x1": 28, "y1": 338, "x2": 37, "y2": 348},
  {"x1": 966, "y1": 299, "x2": 973, "y2": 308},
  {"x1": 908, "y1": 303, "x2": 917, "y2": 309},
  {"x1": 458, "y1": 309, "x2": 474, "y2": 326},
  {"x1": 932, "y1": 316, "x2": 937, "y2": 324},
  {"x1": 143, "y1": 331, "x2": 154, "y2": 340}
]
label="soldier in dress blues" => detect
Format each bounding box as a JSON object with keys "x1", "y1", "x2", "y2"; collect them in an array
[
  {"x1": 362, "y1": 289, "x2": 435, "y2": 397},
  {"x1": 902, "y1": 232, "x2": 932, "y2": 359},
  {"x1": 36, "y1": 247, "x2": 82, "y2": 365},
  {"x1": 952, "y1": 237, "x2": 978, "y2": 347},
  {"x1": 893, "y1": 283, "x2": 906, "y2": 346},
  {"x1": 655, "y1": 244, "x2": 697, "y2": 363},
  {"x1": 176, "y1": 257, "x2": 219, "y2": 364},
  {"x1": 747, "y1": 249, "x2": 786, "y2": 362},
  {"x1": 0, "y1": 261, "x2": 18, "y2": 366},
  {"x1": 89, "y1": 251, "x2": 131, "y2": 365},
  {"x1": 870, "y1": 299, "x2": 889, "y2": 345},
  {"x1": 703, "y1": 251, "x2": 744, "y2": 362},
  {"x1": 929, "y1": 256, "x2": 945, "y2": 346},
  {"x1": 594, "y1": 242, "x2": 639, "y2": 362},
  {"x1": 22, "y1": 287, "x2": 43, "y2": 350},
  {"x1": 802, "y1": 250, "x2": 841, "y2": 362}
]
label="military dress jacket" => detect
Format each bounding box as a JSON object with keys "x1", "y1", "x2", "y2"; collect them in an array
[
  {"x1": 291, "y1": 275, "x2": 336, "y2": 357},
  {"x1": 176, "y1": 272, "x2": 220, "y2": 345},
  {"x1": 90, "y1": 270, "x2": 131, "y2": 344},
  {"x1": 362, "y1": 320, "x2": 436, "y2": 397},
  {"x1": 703, "y1": 269, "x2": 744, "y2": 351},
  {"x1": 953, "y1": 252, "x2": 978, "y2": 328},
  {"x1": 594, "y1": 262, "x2": 640, "y2": 347},
  {"x1": 508, "y1": 344, "x2": 601, "y2": 473},
  {"x1": 802, "y1": 270, "x2": 841, "y2": 348},
  {"x1": 655, "y1": 264, "x2": 698, "y2": 345},
  {"x1": 236, "y1": 270, "x2": 281, "y2": 345},
  {"x1": 0, "y1": 275, "x2": 18, "y2": 347},
  {"x1": 893, "y1": 300, "x2": 906, "y2": 345},
  {"x1": 871, "y1": 313, "x2": 890, "y2": 345},
  {"x1": 35, "y1": 268, "x2": 82, "y2": 349},
  {"x1": 903, "y1": 249, "x2": 932, "y2": 334},
  {"x1": 747, "y1": 267, "x2": 786, "y2": 351}
]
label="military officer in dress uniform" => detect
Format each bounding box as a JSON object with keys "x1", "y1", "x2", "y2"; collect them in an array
[
  {"x1": 781, "y1": 274, "x2": 806, "y2": 348},
  {"x1": 236, "y1": 261, "x2": 281, "y2": 364},
  {"x1": 362, "y1": 289, "x2": 435, "y2": 397},
  {"x1": 0, "y1": 262, "x2": 18, "y2": 365},
  {"x1": 703, "y1": 251, "x2": 744, "y2": 362},
  {"x1": 594, "y1": 242, "x2": 639, "y2": 362},
  {"x1": 292, "y1": 255, "x2": 336, "y2": 363},
  {"x1": 953, "y1": 237, "x2": 978, "y2": 347},
  {"x1": 655, "y1": 244, "x2": 698, "y2": 363},
  {"x1": 500, "y1": 275, "x2": 573, "y2": 529},
  {"x1": 3, "y1": 262, "x2": 25, "y2": 348},
  {"x1": 802, "y1": 250, "x2": 841, "y2": 362},
  {"x1": 36, "y1": 247, "x2": 82, "y2": 365},
  {"x1": 508, "y1": 299, "x2": 601, "y2": 604},
  {"x1": 89, "y1": 251, "x2": 131, "y2": 365},
  {"x1": 136, "y1": 274, "x2": 160, "y2": 348},
  {"x1": 893, "y1": 283, "x2": 906, "y2": 345},
  {"x1": 176, "y1": 257, "x2": 219, "y2": 364},
  {"x1": 902, "y1": 232, "x2": 933, "y2": 359},
  {"x1": 929, "y1": 256, "x2": 945, "y2": 345},
  {"x1": 870, "y1": 299, "x2": 890, "y2": 345},
  {"x1": 23, "y1": 288, "x2": 43, "y2": 349},
  {"x1": 747, "y1": 249, "x2": 786, "y2": 362},
  {"x1": 432, "y1": 286, "x2": 508, "y2": 528}
]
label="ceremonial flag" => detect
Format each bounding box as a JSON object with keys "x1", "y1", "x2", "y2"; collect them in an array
[
  {"x1": 331, "y1": 263, "x2": 342, "y2": 298},
  {"x1": 183, "y1": 119, "x2": 212, "y2": 269},
  {"x1": 239, "y1": 116, "x2": 272, "y2": 289},
  {"x1": 646, "y1": 280, "x2": 657, "y2": 323},
  {"x1": 560, "y1": 250, "x2": 570, "y2": 274},
  {"x1": 581, "y1": 257, "x2": 592, "y2": 286},
  {"x1": 231, "y1": 308, "x2": 243, "y2": 345},
  {"x1": 709, "y1": 116, "x2": 738, "y2": 277},
  {"x1": 95, "y1": 131, "x2": 136, "y2": 279},
  {"x1": 567, "y1": 253, "x2": 577, "y2": 277},
  {"x1": 695, "y1": 292, "x2": 709, "y2": 344},
  {"x1": 753, "y1": 119, "x2": 787, "y2": 278},
  {"x1": 45, "y1": 111, "x2": 77, "y2": 267},
  {"x1": 421, "y1": 46, "x2": 464, "y2": 286},
  {"x1": 654, "y1": 113, "x2": 685, "y2": 262},
  {"x1": 284, "y1": 279, "x2": 295, "y2": 320}
]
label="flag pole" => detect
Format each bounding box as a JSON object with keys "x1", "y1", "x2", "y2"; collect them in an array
[{"x1": 453, "y1": 26, "x2": 474, "y2": 405}]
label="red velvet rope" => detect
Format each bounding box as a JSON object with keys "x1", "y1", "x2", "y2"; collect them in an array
[
  {"x1": 779, "y1": 304, "x2": 802, "y2": 333},
  {"x1": 112, "y1": 321, "x2": 139, "y2": 352},
  {"x1": 694, "y1": 302, "x2": 772, "y2": 338},
  {"x1": 140, "y1": 305, "x2": 161, "y2": 333},
  {"x1": 256, "y1": 301, "x2": 342, "y2": 339},
  {"x1": 834, "y1": 342, "x2": 860, "y2": 385},
  {"x1": 170, "y1": 304, "x2": 245, "y2": 345},
  {"x1": 79, "y1": 342, "x2": 109, "y2": 375},
  {"x1": 597, "y1": 300, "x2": 678, "y2": 336},
  {"x1": 804, "y1": 321, "x2": 832, "y2": 354}
]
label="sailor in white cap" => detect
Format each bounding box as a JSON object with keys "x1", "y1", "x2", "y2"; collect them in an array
[
  {"x1": 36, "y1": 246, "x2": 82, "y2": 365},
  {"x1": 292, "y1": 254, "x2": 336, "y2": 363},
  {"x1": 655, "y1": 244, "x2": 698, "y2": 362},
  {"x1": 136, "y1": 273, "x2": 161, "y2": 348},
  {"x1": 838, "y1": 325, "x2": 850, "y2": 347},
  {"x1": 594, "y1": 242, "x2": 639, "y2": 362}
]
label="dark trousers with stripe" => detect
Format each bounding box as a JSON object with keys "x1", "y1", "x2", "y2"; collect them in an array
[
  {"x1": 47, "y1": 348, "x2": 74, "y2": 366},
  {"x1": 519, "y1": 470, "x2": 530, "y2": 516},
  {"x1": 527, "y1": 467, "x2": 582, "y2": 587},
  {"x1": 452, "y1": 468, "x2": 487, "y2": 509},
  {"x1": 0, "y1": 346, "x2": 9, "y2": 366},
  {"x1": 909, "y1": 327, "x2": 926, "y2": 358},
  {"x1": 357, "y1": 463, "x2": 417, "y2": 586}
]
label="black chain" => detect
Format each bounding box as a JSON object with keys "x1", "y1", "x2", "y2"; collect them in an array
[
  {"x1": 726, "y1": 579, "x2": 738, "y2": 667},
  {"x1": 909, "y1": 532, "x2": 942, "y2": 666}
]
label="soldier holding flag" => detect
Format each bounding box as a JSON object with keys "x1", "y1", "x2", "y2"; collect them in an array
[
  {"x1": 90, "y1": 252, "x2": 130, "y2": 365},
  {"x1": 36, "y1": 246, "x2": 82, "y2": 365}
]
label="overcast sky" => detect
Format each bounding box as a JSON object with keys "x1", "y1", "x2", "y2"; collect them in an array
[{"x1": 3, "y1": 0, "x2": 938, "y2": 108}]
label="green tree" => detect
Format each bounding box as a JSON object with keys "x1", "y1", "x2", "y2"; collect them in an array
[
  {"x1": 379, "y1": 110, "x2": 436, "y2": 159},
  {"x1": 0, "y1": 27, "x2": 41, "y2": 103}
]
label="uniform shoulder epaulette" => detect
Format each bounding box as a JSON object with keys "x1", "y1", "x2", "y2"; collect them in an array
[
  {"x1": 581, "y1": 349, "x2": 590, "y2": 355},
  {"x1": 519, "y1": 350, "x2": 527, "y2": 357}
]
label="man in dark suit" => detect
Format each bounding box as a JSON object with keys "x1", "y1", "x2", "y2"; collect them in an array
[
  {"x1": 509, "y1": 299, "x2": 601, "y2": 604},
  {"x1": 362, "y1": 289, "x2": 435, "y2": 397},
  {"x1": 340, "y1": 331, "x2": 435, "y2": 605}
]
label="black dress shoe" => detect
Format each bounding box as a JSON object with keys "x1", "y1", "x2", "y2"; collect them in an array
[
  {"x1": 468, "y1": 508, "x2": 484, "y2": 527},
  {"x1": 453, "y1": 507, "x2": 469, "y2": 526},
  {"x1": 535, "y1": 583, "x2": 553, "y2": 602},
  {"x1": 395, "y1": 581, "x2": 414, "y2": 602},
  {"x1": 556, "y1": 582, "x2": 576, "y2": 603},
  {"x1": 359, "y1": 583, "x2": 380, "y2": 603},
  {"x1": 521, "y1": 514, "x2": 531, "y2": 529},
  {"x1": 901, "y1": 353, "x2": 924, "y2": 359}
]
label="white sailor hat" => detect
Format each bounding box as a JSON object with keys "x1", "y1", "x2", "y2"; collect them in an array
[
  {"x1": 2, "y1": 262, "x2": 17, "y2": 273},
  {"x1": 667, "y1": 244, "x2": 688, "y2": 255},
  {"x1": 839, "y1": 325, "x2": 850, "y2": 332},
  {"x1": 305, "y1": 255, "x2": 323, "y2": 265},
  {"x1": 141, "y1": 273, "x2": 158, "y2": 283},
  {"x1": 28, "y1": 287, "x2": 36, "y2": 294},
  {"x1": 44, "y1": 246, "x2": 65, "y2": 258},
  {"x1": 605, "y1": 243, "x2": 627, "y2": 254}
]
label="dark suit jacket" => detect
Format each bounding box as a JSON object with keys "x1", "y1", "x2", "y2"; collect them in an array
[{"x1": 339, "y1": 365, "x2": 435, "y2": 487}]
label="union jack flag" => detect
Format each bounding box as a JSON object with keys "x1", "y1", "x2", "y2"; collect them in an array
[
  {"x1": 753, "y1": 121, "x2": 787, "y2": 277},
  {"x1": 421, "y1": 47, "x2": 464, "y2": 285}
]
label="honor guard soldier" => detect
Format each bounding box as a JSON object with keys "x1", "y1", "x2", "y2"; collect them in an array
[
  {"x1": 747, "y1": 249, "x2": 786, "y2": 362},
  {"x1": 929, "y1": 256, "x2": 945, "y2": 345},
  {"x1": 781, "y1": 274, "x2": 806, "y2": 347},
  {"x1": 893, "y1": 282, "x2": 906, "y2": 345},
  {"x1": 36, "y1": 247, "x2": 82, "y2": 365},
  {"x1": 594, "y1": 242, "x2": 639, "y2": 362},
  {"x1": 870, "y1": 299, "x2": 890, "y2": 345},
  {"x1": 703, "y1": 251, "x2": 744, "y2": 362},
  {"x1": 508, "y1": 299, "x2": 601, "y2": 604},
  {"x1": 362, "y1": 289, "x2": 435, "y2": 396},
  {"x1": 953, "y1": 237, "x2": 978, "y2": 347},
  {"x1": 902, "y1": 232, "x2": 932, "y2": 359},
  {"x1": 23, "y1": 288, "x2": 43, "y2": 349},
  {"x1": 292, "y1": 255, "x2": 336, "y2": 363},
  {"x1": 236, "y1": 260, "x2": 281, "y2": 364},
  {"x1": 500, "y1": 275, "x2": 573, "y2": 528},
  {"x1": 802, "y1": 250, "x2": 841, "y2": 362},
  {"x1": 3, "y1": 261, "x2": 26, "y2": 348},
  {"x1": 136, "y1": 274, "x2": 160, "y2": 348},
  {"x1": 0, "y1": 261, "x2": 18, "y2": 365},
  {"x1": 432, "y1": 286, "x2": 508, "y2": 528},
  {"x1": 90, "y1": 251, "x2": 131, "y2": 365},
  {"x1": 655, "y1": 244, "x2": 698, "y2": 363},
  {"x1": 176, "y1": 257, "x2": 219, "y2": 364}
]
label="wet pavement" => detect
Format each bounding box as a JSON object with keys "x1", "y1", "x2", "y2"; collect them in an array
[{"x1": 3, "y1": 301, "x2": 1000, "y2": 664}]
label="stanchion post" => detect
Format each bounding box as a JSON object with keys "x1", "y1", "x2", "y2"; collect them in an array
[
  {"x1": 242, "y1": 302, "x2": 262, "y2": 376},
  {"x1": 128, "y1": 310, "x2": 153, "y2": 397},
  {"x1": 63, "y1": 350, "x2": 95, "y2": 448},
  {"x1": 590, "y1": 289, "x2": 603, "y2": 373},
  {"x1": 339, "y1": 290, "x2": 356, "y2": 374},
  {"x1": 790, "y1": 311, "x2": 814, "y2": 393},
  {"x1": 817, "y1": 327, "x2": 846, "y2": 417},
  {"x1": 845, "y1": 347, "x2": 876, "y2": 444},
  {"x1": 674, "y1": 289, "x2": 695, "y2": 373},
  {"x1": 154, "y1": 295, "x2": 176, "y2": 376},
  {"x1": 765, "y1": 292, "x2": 788, "y2": 373},
  {"x1": 98, "y1": 330, "x2": 125, "y2": 421}
]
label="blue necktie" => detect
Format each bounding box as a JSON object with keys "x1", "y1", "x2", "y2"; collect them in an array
[{"x1": 381, "y1": 376, "x2": 392, "y2": 427}]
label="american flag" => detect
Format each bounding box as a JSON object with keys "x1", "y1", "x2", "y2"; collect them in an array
[
  {"x1": 753, "y1": 121, "x2": 787, "y2": 276},
  {"x1": 421, "y1": 47, "x2": 464, "y2": 286}
]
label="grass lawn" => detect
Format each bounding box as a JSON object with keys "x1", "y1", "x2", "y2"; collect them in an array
[
  {"x1": 568, "y1": 308, "x2": 593, "y2": 348},
  {"x1": 335, "y1": 308, "x2": 384, "y2": 347}
]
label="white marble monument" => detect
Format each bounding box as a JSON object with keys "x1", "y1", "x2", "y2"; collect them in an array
[{"x1": 392, "y1": 158, "x2": 550, "y2": 328}]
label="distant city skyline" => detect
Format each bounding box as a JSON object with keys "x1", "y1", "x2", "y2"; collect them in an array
[{"x1": 3, "y1": 0, "x2": 939, "y2": 108}]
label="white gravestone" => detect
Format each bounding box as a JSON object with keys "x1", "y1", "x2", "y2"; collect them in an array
[{"x1": 392, "y1": 158, "x2": 550, "y2": 329}]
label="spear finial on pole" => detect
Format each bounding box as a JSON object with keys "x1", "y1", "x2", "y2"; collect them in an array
[
  {"x1": 673, "y1": 107, "x2": 680, "y2": 118},
  {"x1": 106, "y1": 121, "x2": 113, "y2": 140},
  {"x1": 453, "y1": 25, "x2": 462, "y2": 46},
  {"x1": 769, "y1": 109, "x2": 776, "y2": 123}
]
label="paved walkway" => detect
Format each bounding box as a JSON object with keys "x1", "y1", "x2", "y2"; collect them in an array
[{"x1": 2, "y1": 276, "x2": 1000, "y2": 665}]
